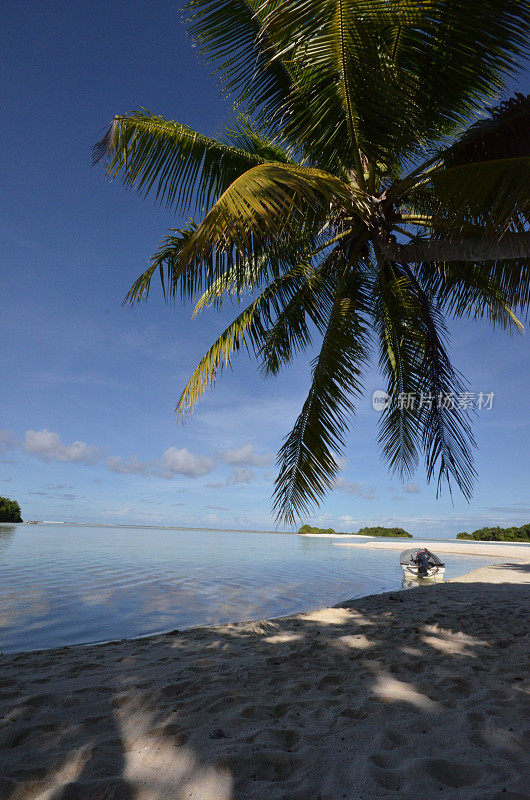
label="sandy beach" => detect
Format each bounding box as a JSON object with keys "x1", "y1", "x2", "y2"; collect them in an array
[
  {"x1": 334, "y1": 539, "x2": 530, "y2": 559},
  {"x1": 0, "y1": 557, "x2": 528, "y2": 799}
]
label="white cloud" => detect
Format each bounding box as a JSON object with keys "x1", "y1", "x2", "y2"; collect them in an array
[
  {"x1": 0, "y1": 430, "x2": 17, "y2": 453},
  {"x1": 13, "y1": 426, "x2": 215, "y2": 480},
  {"x1": 227, "y1": 466, "x2": 254, "y2": 484},
  {"x1": 159, "y1": 447, "x2": 214, "y2": 478},
  {"x1": 16, "y1": 427, "x2": 235, "y2": 483},
  {"x1": 221, "y1": 444, "x2": 273, "y2": 468},
  {"x1": 205, "y1": 466, "x2": 255, "y2": 488},
  {"x1": 23, "y1": 429, "x2": 101, "y2": 465},
  {"x1": 107, "y1": 455, "x2": 147, "y2": 475},
  {"x1": 403, "y1": 482, "x2": 421, "y2": 494},
  {"x1": 107, "y1": 448, "x2": 214, "y2": 479},
  {"x1": 334, "y1": 477, "x2": 375, "y2": 499}
]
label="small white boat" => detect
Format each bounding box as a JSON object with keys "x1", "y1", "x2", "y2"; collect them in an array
[{"x1": 400, "y1": 547, "x2": 445, "y2": 581}]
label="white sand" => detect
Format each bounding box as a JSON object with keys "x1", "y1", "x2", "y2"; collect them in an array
[
  {"x1": 335, "y1": 539, "x2": 530, "y2": 558},
  {"x1": 0, "y1": 560, "x2": 528, "y2": 799},
  {"x1": 299, "y1": 533, "x2": 373, "y2": 538}
]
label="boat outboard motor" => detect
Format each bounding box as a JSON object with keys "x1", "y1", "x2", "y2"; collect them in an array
[{"x1": 416, "y1": 548, "x2": 430, "y2": 577}]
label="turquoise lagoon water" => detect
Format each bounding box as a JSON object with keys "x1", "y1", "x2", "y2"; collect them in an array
[{"x1": 0, "y1": 523, "x2": 508, "y2": 653}]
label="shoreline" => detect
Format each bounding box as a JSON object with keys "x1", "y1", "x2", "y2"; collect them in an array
[
  {"x1": 299, "y1": 532, "x2": 391, "y2": 538},
  {"x1": 1, "y1": 547, "x2": 528, "y2": 659},
  {"x1": 0, "y1": 559, "x2": 528, "y2": 798},
  {"x1": 14, "y1": 521, "x2": 295, "y2": 535},
  {"x1": 334, "y1": 539, "x2": 530, "y2": 558}
]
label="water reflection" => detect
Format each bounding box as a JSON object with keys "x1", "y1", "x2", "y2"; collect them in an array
[
  {"x1": 401, "y1": 575, "x2": 445, "y2": 590},
  {"x1": 0, "y1": 524, "x2": 16, "y2": 552},
  {"x1": 0, "y1": 524, "x2": 507, "y2": 653}
]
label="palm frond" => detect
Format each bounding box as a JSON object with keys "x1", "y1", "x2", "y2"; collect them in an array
[
  {"x1": 428, "y1": 157, "x2": 530, "y2": 235},
  {"x1": 93, "y1": 112, "x2": 266, "y2": 214},
  {"x1": 482, "y1": 258, "x2": 530, "y2": 315},
  {"x1": 263, "y1": 0, "x2": 410, "y2": 172},
  {"x1": 273, "y1": 259, "x2": 372, "y2": 524},
  {"x1": 401, "y1": 263, "x2": 476, "y2": 499},
  {"x1": 176, "y1": 263, "x2": 321, "y2": 418},
  {"x1": 263, "y1": 0, "x2": 530, "y2": 171},
  {"x1": 96, "y1": 0, "x2": 530, "y2": 522},
  {"x1": 159, "y1": 163, "x2": 356, "y2": 297},
  {"x1": 185, "y1": 0, "x2": 293, "y2": 121},
  {"x1": 373, "y1": 263, "x2": 423, "y2": 480},
  {"x1": 416, "y1": 260, "x2": 526, "y2": 331},
  {"x1": 192, "y1": 254, "x2": 269, "y2": 315},
  {"x1": 404, "y1": 94, "x2": 530, "y2": 235},
  {"x1": 260, "y1": 246, "x2": 342, "y2": 375},
  {"x1": 124, "y1": 223, "x2": 197, "y2": 305},
  {"x1": 444, "y1": 93, "x2": 530, "y2": 166},
  {"x1": 373, "y1": 255, "x2": 476, "y2": 498},
  {"x1": 222, "y1": 115, "x2": 294, "y2": 163},
  {"x1": 191, "y1": 222, "x2": 320, "y2": 313}
]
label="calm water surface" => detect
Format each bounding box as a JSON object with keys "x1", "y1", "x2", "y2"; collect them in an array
[{"x1": 0, "y1": 524, "x2": 507, "y2": 653}]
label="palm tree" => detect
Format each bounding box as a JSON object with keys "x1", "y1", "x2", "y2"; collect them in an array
[{"x1": 95, "y1": 0, "x2": 530, "y2": 524}]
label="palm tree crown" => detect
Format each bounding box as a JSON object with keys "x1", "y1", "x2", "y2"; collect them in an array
[{"x1": 95, "y1": 0, "x2": 530, "y2": 524}]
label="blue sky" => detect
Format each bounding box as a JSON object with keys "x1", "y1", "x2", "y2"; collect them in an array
[{"x1": 2, "y1": 1, "x2": 529, "y2": 537}]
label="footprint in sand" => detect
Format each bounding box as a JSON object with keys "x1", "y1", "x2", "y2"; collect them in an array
[
  {"x1": 159, "y1": 681, "x2": 189, "y2": 700},
  {"x1": 1, "y1": 727, "x2": 33, "y2": 749},
  {"x1": 216, "y1": 750, "x2": 299, "y2": 782},
  {"x1": 425, "y1": 758, "x2": 484, "y2": 788},
  {"x1": 401, "y1": 660, "x2": 425, "y2": 674},
  {"x1": 205, "y1": 695, "x2": 239, "y2": 714},
  {"x1": 466, "y1": 710, "x2": 486, "y2": 727},
  {"x1": 295, "y1": 680, "x2": 313, "y2": 692},
  {"x1": 316, "y1": 674, "x2": 342, "y2": 691},
  {"x1": 272, "y1": 728, "x2": 300, "y2": 749},
  {"x1": 149, "y1": 721, "x2": 189, "y2": 746},
  {"x1": 244, "y1": 727, "x2": 300, "y2": 750},
  {"x1": 241, "y1": 703, "x2": 271, "y2": 720},
  {"x1": 370, "y1": 753, "x2": 396, "y2": 769},
  {"x1": 440, "y1": 675, "x2": 472, "y2": 694},
  {"x1": 9, "y1": 765, "x2": 49, "y2": 782},
  {"x1": 242, "y1": 701, "x2": 293, "y2": 721},
  {"x1": 67, "y1": 662, "x2": 98, "y2": 677},
  {"x1": 110, "y1": 692, "x2": 133, "y2": 709},
  {"x1": 74, "y1": 685, "x2": 111, "y2": 695},
  {"x1": 369, "y1": 763, "x2": 404, "y2": 790},
  {"x1": 380, "y1": 727, "x2": 407, "y2": 749},
  {"x1": 339, "y1": 706, "x2": 368, "y2": 720},
  {"x1": 55, "y1": 776, "x2": 130, "y2": 800},
  {"x1": 21, "y1": 693, "x2": 51, "y2": 709}
]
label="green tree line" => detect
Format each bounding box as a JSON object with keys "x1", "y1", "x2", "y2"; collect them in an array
[{"x1": 0, "y1": 497, "x2": 22, "y2": 523}]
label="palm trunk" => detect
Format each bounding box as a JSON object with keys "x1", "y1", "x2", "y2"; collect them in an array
[{"x1": 378, "y1": 231, "x2": 530, "y2": 263}]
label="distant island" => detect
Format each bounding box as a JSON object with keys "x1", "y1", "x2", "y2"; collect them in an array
[
  {"x1": 298, "y1": 524, "x2": 412, "y2": 538},
  {"x1": 0, "y1": 496, "x2": 22, "y2": 523},
  {"x1": 457, "y1": 524, "x2": 530, "y2": 542}
]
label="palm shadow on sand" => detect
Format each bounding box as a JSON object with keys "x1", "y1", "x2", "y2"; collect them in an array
[{"x1": 0, "y1": 566, "x2": 528, "y2": 799}]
